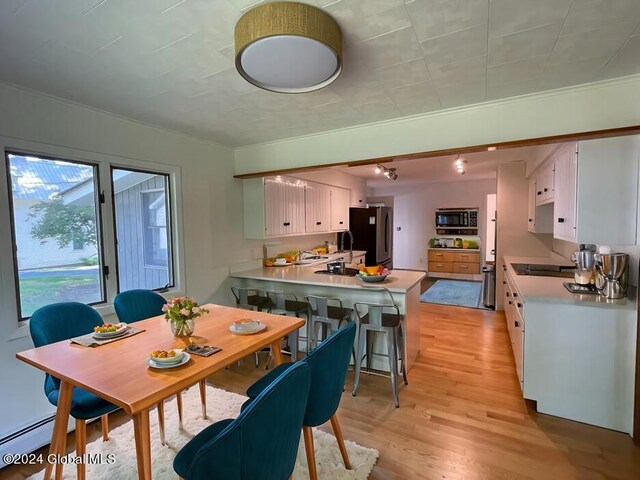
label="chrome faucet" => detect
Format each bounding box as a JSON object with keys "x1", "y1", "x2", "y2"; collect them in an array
[{"x1": 339, "y1": 230, "x2": 354, "y2": 264}]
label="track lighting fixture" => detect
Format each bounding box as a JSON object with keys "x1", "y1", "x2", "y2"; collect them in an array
[
  {"x1": 374, "y1": 164, "x2": 398, "y2": 180},
  {"x1": 454, "y1": 156, "x2": 467, "y2": 175}
]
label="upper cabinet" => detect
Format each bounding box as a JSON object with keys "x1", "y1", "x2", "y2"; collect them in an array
[
  {"x1": 552, "y1": 136, "x2": 639, "y2": 245},
  {"x1": 330, "y1": 186, "x2": 350, "y2": 231},
  {"x1": 242, "y1": 176, "x2": 353, "y2": 239},
  {"x1": 534, "y1": 161, "x2": 554, "y2": 205},
  {"x1": 350, "y1": 180, "x2": 367, "y2": 207},
  {"x1": 304, "y1": 181, "x2": 331, "y2": 233}
]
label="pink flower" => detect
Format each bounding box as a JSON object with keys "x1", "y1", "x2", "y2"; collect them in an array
[
  {"x1": 192, "y1": 306, "x2": 201, "y2": 314},
  {"x1": 162, "y1": 304, "x2": 169, "y2": 312},
  {"x1": 180, "y1": 308, "x2": 190, "y2": 316}
]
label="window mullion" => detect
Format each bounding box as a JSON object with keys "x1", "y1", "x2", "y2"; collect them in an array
[{"x1": 98, "y1": 163, "x2": 118, "y2": 305}]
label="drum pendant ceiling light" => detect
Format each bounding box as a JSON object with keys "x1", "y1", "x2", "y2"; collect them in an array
[{"x1": 234, "y1": 2, "x2": 342, "y2": 93}]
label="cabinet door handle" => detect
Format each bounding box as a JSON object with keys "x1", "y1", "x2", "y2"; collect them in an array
[
  {"x1": 460, "y1": 265, "x2": 468, "y2": 269},
  {"x1": 537, "y1": 191, "x2": 542, "y2": 195},
  {"x1": 543, "y1": 188, "x2": 548, "y2": 192},
  {"x1": 517, "y1": 302, "x2": 523, "y2": 308},
  {"x1": 502, "y1": 281, "x2": 506, "y2": 285},
  {"x1": 506, "y1": 292, "x2": 510, "y2": 297},
  {"x1": 557, "y1": 217, "x2": 565, "y2": 223},
  {"x1": 283, "y1": 222, "x2": 290, "y2": 226},
  {"x1": 508, "y1": 300, "x2": 513, "y2": 305},
  {"x1": 513, "y1": 292, "x2": 518, "y2": 297},
  {"x1": 436, "y1": 253, "x2": 443, "y2": 256},
  {"x1": 515, "y1": 320, "x2": 519, "y2": 327},
  {"x1": 528, "y1": 218, "x2": 532, "y2": 222},
  {"x1": 316, "y1": 221, "x2": 322, "y2": 225},
  {"x1": 339, "y1": 221, "x2": 343, "y2": 224}
]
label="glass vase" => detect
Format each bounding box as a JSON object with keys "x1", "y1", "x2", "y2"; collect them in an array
[{"x1": 170, "y1": 317, "x2": 194, "y2": 338}]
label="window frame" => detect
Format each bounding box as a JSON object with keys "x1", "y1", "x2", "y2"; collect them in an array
[
  {"x1": 0, "y1": 137, "x2": 185, "y2": 329},
  {"x1": 111, "y1": 166, "x2": 176, "y2": 292},
  {"x1": 4, "y1": 150, "x2": 108, "y2": 321}
]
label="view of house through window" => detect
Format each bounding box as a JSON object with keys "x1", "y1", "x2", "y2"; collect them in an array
[
  {"x1": 6, "y1": 152, "x2": 103, "y2": 318},
  {"x1": 112, "y1": 168, "x2": 173, "y2": 292}
]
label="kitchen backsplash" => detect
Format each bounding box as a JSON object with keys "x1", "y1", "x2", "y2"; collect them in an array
[{"x1": 264, "y1": 233, "x2": 337, "y2": 259}]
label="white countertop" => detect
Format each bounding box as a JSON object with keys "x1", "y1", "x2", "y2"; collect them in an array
[
  {"x1": 503, "y1": 255, "x2": 635, "y2": 309},
  {"x1": 230, "y1": 264, "x2": 425, "y2": 294}
]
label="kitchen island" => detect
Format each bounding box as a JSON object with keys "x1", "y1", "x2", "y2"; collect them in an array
[
  {"x1": 503, "y1": 255, "x2": 636, "y2": 435},
  {"x1": 230, "y1": 264, "x2": 425, "y2": 372}
]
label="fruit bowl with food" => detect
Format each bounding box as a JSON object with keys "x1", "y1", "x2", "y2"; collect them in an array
[
  {"x1": 356, "y1": 265, "x2": 391, "y2": 283},
  {"x1": 149, "y1": 349, "x2": 184, "y2": 364},
  {"x1": 93, "y1": 323, "x2": 127, "y2": 337}
]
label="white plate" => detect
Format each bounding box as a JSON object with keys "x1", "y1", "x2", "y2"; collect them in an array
[
  {"x1": 92, "y1": 323, "x2": 128, "y2": 339},
  {"x1": 271, "y1": 262, "x2": 292, "y2": 267},
  {"x1": 146, "y1": 352, "x2": 190, "y2": 369},
  {"x1": 229, "y1": 321, "x2": 266, "y2": 335}
]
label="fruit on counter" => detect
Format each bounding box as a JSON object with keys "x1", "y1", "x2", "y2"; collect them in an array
[
  {"x1": 357, "y1": 263, "x2": 366, "y2": 272},
  {"x1": 360, "y1": 266, "x2": 390, "y2": 277},
  {"x1": 264, "y1": 258, "x2": 275, "y2": 266}
]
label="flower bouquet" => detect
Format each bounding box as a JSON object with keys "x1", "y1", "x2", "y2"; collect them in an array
[{"x1": 162, "y1": 297, "x2": 209, "y2": 338}]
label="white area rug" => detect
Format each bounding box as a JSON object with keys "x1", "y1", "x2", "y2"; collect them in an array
[{"x1": 28, "y1": 385, "x2": 378, "y2": 479}]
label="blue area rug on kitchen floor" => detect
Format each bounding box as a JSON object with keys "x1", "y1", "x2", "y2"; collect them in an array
[{"x1": 420, "y1": 279, "x2": 486, "y2": 309}]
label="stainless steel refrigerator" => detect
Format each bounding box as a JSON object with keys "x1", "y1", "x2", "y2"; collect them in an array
[{"x1": 344, "y1": 207, "x2": 393, "y2": 268}]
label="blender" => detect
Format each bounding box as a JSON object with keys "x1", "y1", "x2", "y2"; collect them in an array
[
  {"x1": 571, "y1": 244, "x2": 596, "y2": 285},
  {"x1": 594, "y1": 252, "x2": 629, "y2": 299}
]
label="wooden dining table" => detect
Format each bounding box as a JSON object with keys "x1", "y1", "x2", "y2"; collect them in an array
[{"x1": 16, "y1": 304, "x2": 305, "y2": 480}]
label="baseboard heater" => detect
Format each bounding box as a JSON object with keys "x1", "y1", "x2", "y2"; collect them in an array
[{"x1": 0, "y1": 415, "x2": 56, "y2": 469}]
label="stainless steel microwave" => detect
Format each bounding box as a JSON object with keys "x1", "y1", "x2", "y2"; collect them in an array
[{"x1": 435, "y1": 208, "x2": 479, "y2": 230}]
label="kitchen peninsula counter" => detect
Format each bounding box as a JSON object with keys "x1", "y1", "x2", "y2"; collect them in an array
[{"x1": 230, "y1": 266, "x2": 425, "y2": 372}]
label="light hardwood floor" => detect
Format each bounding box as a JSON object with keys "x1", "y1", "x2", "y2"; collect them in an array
[{"x1": 4, "y1": 303, "x2": 639, "y2": 479}]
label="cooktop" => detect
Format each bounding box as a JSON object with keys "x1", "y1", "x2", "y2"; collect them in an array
[{"x1": 511, "y1": 263, "x2": 575, "y2": 278}]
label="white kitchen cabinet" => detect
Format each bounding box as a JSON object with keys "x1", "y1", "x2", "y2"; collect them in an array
[
  {"x1": 305, "y1": 181, "x2": 331, "y2": 233},
  {"x1": 534, "y1": 160, "x2": 554, "y2": 205},
  {"x1": 350, "y1": 180, "x2": 367, "y2": 207},
  {"x1": 553, "y1": 136, "x2": 639, "y2": 245},
  {"x1": 330, "y1": 186, "x2": 350, "y2": 231},
  {"x1": 527, "y1": 177, "x2": 553, "y2": 233},
  {"x1": 503, "y1": 269, "x2": 524, "y2": 390},
  {"x1": 243, "y1": 176, "x2": 305, "y2": 238}
]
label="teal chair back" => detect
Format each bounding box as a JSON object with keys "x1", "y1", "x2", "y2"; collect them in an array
[
  {"x1": 175, "y1": 361, "x2": 311, "y2": 480},
  {"x1": 113, "y1": 289, "x2": 166, "y2": 324},
  {"x1": 29, "y1": 302, "x2": 117, "y2": 418},
  {"x1": 303, "y1": 321, "x2": 356, "y2": 426}
]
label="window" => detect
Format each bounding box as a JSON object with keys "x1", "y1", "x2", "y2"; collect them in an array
[
  {"x1": 112, "y1": 168, "x2": 173, "y2": 292},
  {"x1": 6, "y1": 152, "x2": 104, "y2": 318},
  {"x1": 4, "y1": 151, "x2": 178, "y2": 320}
]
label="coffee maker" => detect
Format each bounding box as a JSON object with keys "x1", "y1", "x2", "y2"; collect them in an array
[
  {"x1": 571, "y1": 244, "x2": 596, "y2": 285},
  {"x1": 594, "y1": 252, "x2": 629, "y2": 299}
]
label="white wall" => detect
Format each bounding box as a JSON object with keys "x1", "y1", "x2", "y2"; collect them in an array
[
  {"x1": 370, "y1": 178, "x2": 496, "y2": 270},
  {"x1": 495, "y1": 162, "x2": 555, "y2": 309},
  {"x1": 0, "y1": 83, "x2": 262, "y2": 446},
  {"x1": 235, "y1": 75, "x2": 640, "y2": 175}
]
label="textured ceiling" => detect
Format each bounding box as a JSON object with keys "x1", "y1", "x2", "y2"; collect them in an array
[{"x1": 0, "y1": 0, "x2": 639, "y2": 147}]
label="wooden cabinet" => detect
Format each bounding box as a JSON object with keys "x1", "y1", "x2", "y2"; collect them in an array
[
  {"x1": 553, "y1": 136, "x2": 639, "y2": 245},
  {"x1": 428, "y1": 250, "x2": 480, "y2": 274},
  {"x1": 330, "y1": 186, "x2": 350, "y2": 231},
  {"x1": 304, "y1": 181, "x2": 331, "y2": 233}
]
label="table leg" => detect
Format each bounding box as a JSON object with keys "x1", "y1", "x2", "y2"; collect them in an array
[
  {"x1": 133, "y1": 409, "x2": 152, "y2": 480},
  {"x1": 44, "y1": 380, "x2": 72, "y2": 480},
  {"x1": 199, "y1": 379, "x2": 207, "y2": 419},
  {"x1": 270, "y1": 339, "x2": 284, "y2": 365}
]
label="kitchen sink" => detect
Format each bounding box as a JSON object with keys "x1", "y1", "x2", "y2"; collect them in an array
[
  {"x1": 511, "y1": 263, "x2": 575, "y2": 278},
  {"x1": 314, "y1": 268, "x2": 360, "y2": 277}
]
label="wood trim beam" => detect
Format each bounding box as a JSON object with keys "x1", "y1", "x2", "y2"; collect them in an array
[{"x1": 233, "y1": 125, "x2": 640, "y2": 179}]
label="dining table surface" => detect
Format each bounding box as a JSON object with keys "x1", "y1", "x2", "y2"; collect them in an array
[{"x1": 16, "y1": 303, "x2": 305, "y2": 480}]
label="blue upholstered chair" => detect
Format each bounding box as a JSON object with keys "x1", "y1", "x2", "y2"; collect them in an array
[
  {"x1": 245, "y1": 321, "x2": 357, "y2": 480},
  {"x1": 29, "y1": 302, "x2": 120, "y2": 480},
  {"x1": 114, "y1": 289, "x2": 207, "y2": 443},
  {"x1": 173, "y1": 361, "x2": 311, "y2": 480}
]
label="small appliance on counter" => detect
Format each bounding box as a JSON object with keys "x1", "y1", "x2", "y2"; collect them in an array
[
  {"x1": 595, "y1": 252, "x2": 629, "y2": 299},
  {"x1": 571, "y1": 244, "x2": 596, "y2": 285}
]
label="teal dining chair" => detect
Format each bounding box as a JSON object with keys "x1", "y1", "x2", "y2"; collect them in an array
[
  {"x1": 245, "y1": 321, "x2": 357, "y2": 480},
  {"x1": 114, "y1": 289, "x2": 207, "y2": 443},
  {"x1": 29, "y1": 302, "x2": 120, "y2": 480},
  {"x1": 173, "y1": 361, "x2": 311, "y2": 480}
]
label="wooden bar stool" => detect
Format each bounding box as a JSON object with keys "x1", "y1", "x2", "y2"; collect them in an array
[
  {"x1": 305, "y1": 295, "x2": 353, "y2": 353},
  {"x1": 352, "y1": 286, "x2": 408, "y2": 407},
  {"x1": 265, "y1": 291, "x2": 310, "y2": 361}
]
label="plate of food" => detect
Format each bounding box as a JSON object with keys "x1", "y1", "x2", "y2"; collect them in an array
[
  {"x1": 229, "y1": 319, "x2": 266, "y2": 335},
  {"x1": 146, "y1": 350, "x2": 190, "y2": 369},
  {"x1": 92, "y1": 323, "x2": 128, "y2": 339}
]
